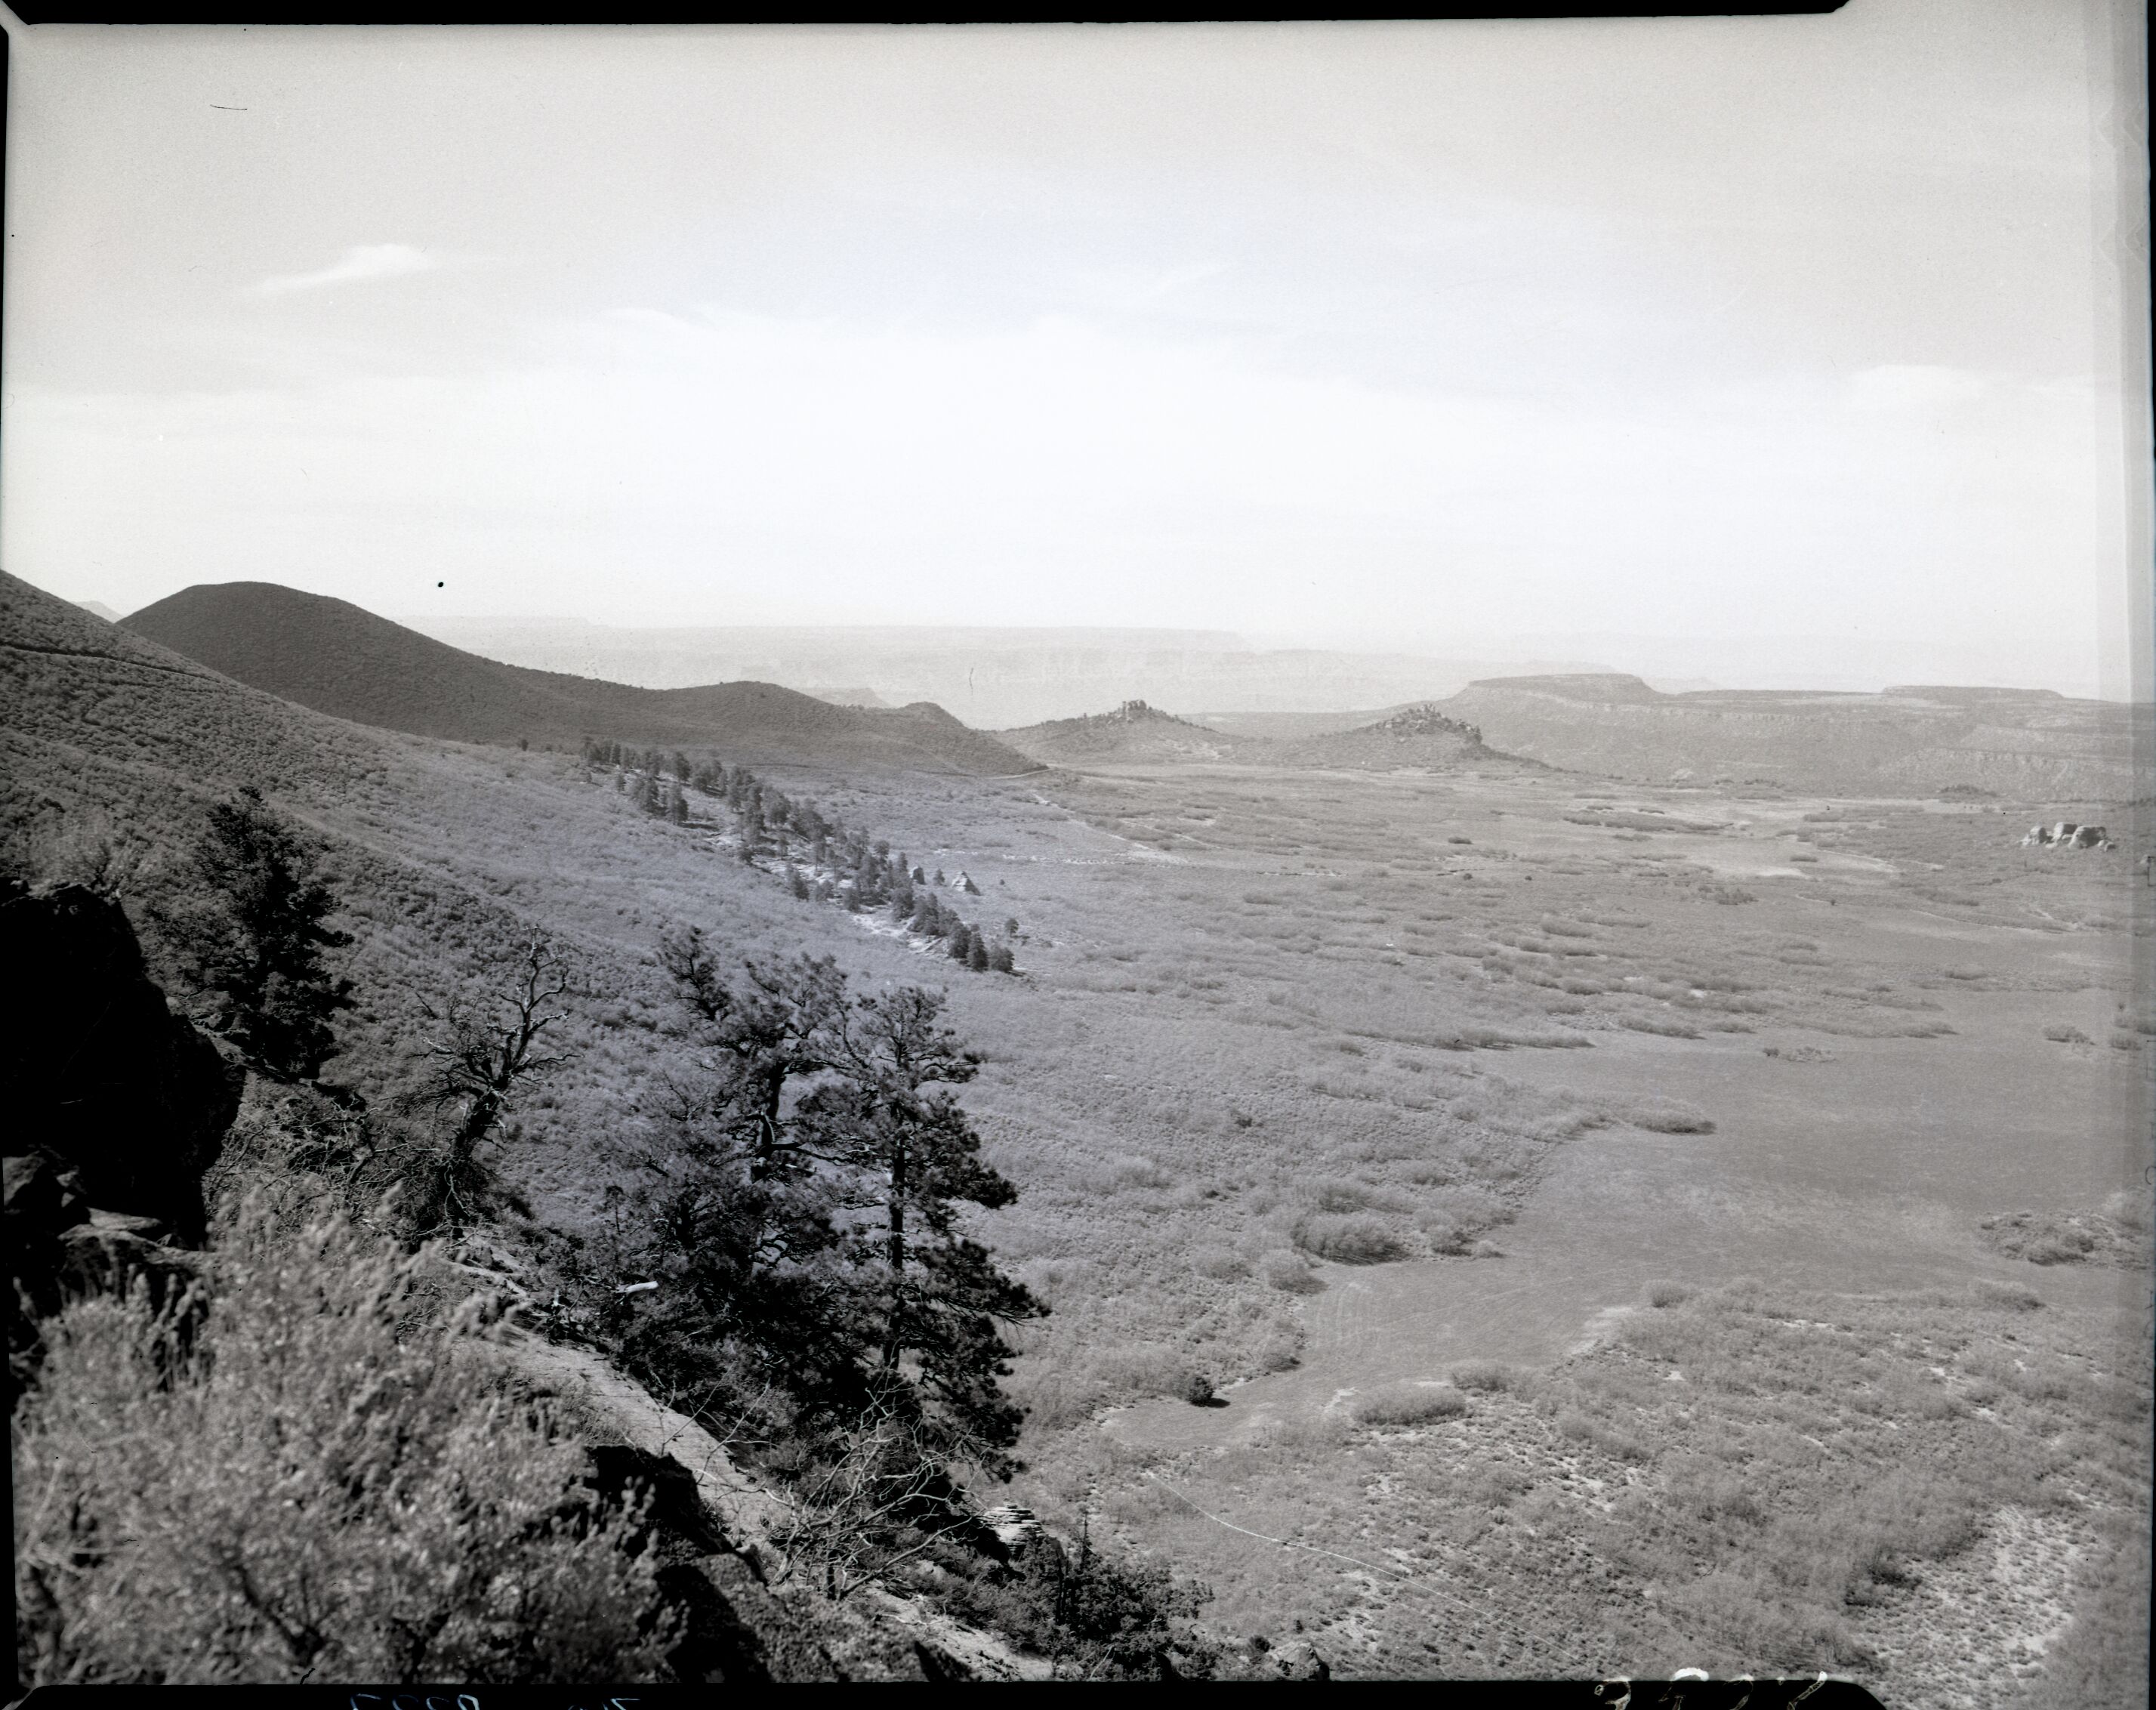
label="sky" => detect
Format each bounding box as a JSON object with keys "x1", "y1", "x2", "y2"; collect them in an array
[{"x1": 2, "y1": 5, "x2": 2148, "y2": 696}]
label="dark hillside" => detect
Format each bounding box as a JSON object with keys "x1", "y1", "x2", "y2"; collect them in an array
[{"x1": 123, "y1": 582, "x2": 1038, "y2": 776}]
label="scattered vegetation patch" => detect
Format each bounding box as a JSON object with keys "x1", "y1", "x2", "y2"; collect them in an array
[
  {"x1": 1354, "y1": 1384, "x2": 1470, "y2": 1427},
  {"x1": 1978, "y1": 1208, "x2": 2151, "y2": 1270}
]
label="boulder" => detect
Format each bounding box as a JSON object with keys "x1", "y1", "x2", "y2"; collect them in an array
[
  {"x1": 1265, "y1": 1639, "x2": 1331, "y2": 1681},
  {"x1": 4, "y1": 1150, "x2": 91, "y2": 1244},
  {"x1": 0, "y1": 881, "x2": 243, "y2": 1243},
  {"x1": 587, "y1": 1442, "x2": 734, "y2": 1557}
]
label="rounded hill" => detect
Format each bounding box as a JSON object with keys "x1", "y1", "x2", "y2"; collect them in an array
[{"x1": 122, "y1": 582, "x2": 1038, "y2": 775}]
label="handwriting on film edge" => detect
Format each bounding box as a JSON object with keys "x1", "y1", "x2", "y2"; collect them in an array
[{"x1": 350, "y1": 1698, "x2": 641, "y2": 1710}]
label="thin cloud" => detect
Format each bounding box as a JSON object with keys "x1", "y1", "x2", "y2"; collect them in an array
[{"x1": 244, "y1": 244, "x2": 442, "y2": 298}]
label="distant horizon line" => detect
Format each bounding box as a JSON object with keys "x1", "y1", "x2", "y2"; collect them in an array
[{"x1": 57, "y1": 580, "x2": 2137, "y2": 705}]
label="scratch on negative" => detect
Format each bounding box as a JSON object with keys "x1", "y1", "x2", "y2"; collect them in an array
[{"x1": 1146, "y1": 1476, "x2": 1413, "y2": 1581}]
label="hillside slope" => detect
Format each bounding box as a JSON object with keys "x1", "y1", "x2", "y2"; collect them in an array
[
  {"x1": 1441, "y1": 674, "x2": 2147, "y2": 800},
  {"x1": 0, "y1": 569, "x2": 1089, "y2": 1681},
  {"x1": 122, "y1": 582, "x2": 1038, "y2": 776},
  {"x1": 2, "y1": 570, "x2": 393, "y2": 823}
]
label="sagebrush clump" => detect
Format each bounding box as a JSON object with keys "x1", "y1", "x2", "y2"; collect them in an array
[{"x1": 12, "y1": 1199, "x2": 671, "y2": 1686}]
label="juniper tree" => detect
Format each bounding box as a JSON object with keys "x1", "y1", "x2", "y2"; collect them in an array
[{"x1": 171, "y1": 787, "x2": 354, "y2": 1081}]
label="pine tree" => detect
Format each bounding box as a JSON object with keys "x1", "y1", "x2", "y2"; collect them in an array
[
  {"x1": 810, "y1": 985, "x2": 1044, "y2": 1474},
  {"x1": 172, "y1": 788, "x2": 355, "y2": 1081},
  {"x1": 946, "y1": 926, "x2": 971, "y2": 962},
  {"x1": 967, "y1": 940, "x2": 990, "y2": 973},
  {"x1": 624, "y1": 939, "x2": 865, "y2": 1415},
  {"x1": 672, "y1": 752, "x2": 692, "y2": 782},
  {"x1": 669, "y1": 789, "x2": 689, "y2": 826}
]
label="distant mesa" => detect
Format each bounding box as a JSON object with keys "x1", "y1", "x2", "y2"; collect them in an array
[
  {"x1": 806, "y1": 686, "x2": 893, "y2": 709},
  {"x1": 1460, "y1": 672, "x2": 1666, "y2": 704},
  {"x1": 1442, "y1": 673, "x2": 2142, "y2": 800},
  {"x1": 72, "y1": 600, "x2": 122, "y2": 622},
  {"x1": 997, "y1": 700, "x2": 1265, "y2": 766},
  {"x1": 1886, "y1": 684, "x2": 2067, "y2": 703},
  {"x1": 997, "y1": 696, "x2": 1502, "y2": 772},
  {"x1": 120, "y1": 582, "x2": 1039, "y2": 776}
]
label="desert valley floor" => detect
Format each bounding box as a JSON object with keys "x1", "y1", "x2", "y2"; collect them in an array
[{"x1": 675, "y1": 754, "x2": 2153, "y2": 1698}]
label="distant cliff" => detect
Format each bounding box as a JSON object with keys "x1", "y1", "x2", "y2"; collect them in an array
[{"x1": 1438, "y1": 675, "x2": 2145, "y2": 801}]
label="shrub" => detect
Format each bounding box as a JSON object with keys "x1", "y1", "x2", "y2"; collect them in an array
[
  {"x1": 1646, "y1": 1280, "x2": 1691, "y2": 1308},
  {"x1": 1448, "y1": 1360, "x2": 1515, "y2": 1393},
  {"x1": 1260, "y1": 1252, "x2": 1325, "y2": 1294},
  {"x1": 1291, "y1": 1212, "x2": 1405, "y2": 1265},
  {"x1": 1192, "y1": 1249, "x2": 1251, "y2": 1282},
  {"x1": 1087, "y1": 1345, "x2": 1204, "y2": 1403},
  {"x1": 1354, "y1": 1385, "x2": 1469, "y2": 1427},
  {"x1": 11, "y1": 1199, "x2": 671, "y2": 1686},
  {"x1": 1555, "y1": 1408, "x2": 1652, "y2": 1462},
  {"x1": 2043, "y1": 1023, "x2": 2093, "y2": 1045},
  {"x1": 1311, "y1": 1181, "x2": 1377, "y2": 1213},
  {"x1": 1621, "y1": 1099, "x2": 1716, "y2": 1134},
  {"x1": 1109, "y1": 1156, "x2": 1172, "y2": 1191},
  {"x1": 1972, "y1": 1279, "x2": 2044, "y2": 1311}
]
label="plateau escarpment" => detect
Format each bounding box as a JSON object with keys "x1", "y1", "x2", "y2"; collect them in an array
[{"x1": 1439, "y1": 674, "x2": 2144, "y2": 800}]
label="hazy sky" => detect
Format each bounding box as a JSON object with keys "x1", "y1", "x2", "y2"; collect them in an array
[{"x1": 2, "y1": 6, "x2": 2148, "y2": 694}]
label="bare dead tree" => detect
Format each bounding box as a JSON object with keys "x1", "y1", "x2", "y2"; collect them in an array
[
  {"x1": 408, "y1": 937, "x2": 572, "y2": 1233},
  {"x1": 769, "y1": 1389, "x2": 955, "y2": 1604}
]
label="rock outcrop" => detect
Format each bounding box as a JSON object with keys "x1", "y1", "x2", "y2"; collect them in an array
[
  {"x1": 4, "y1": 880, "x2": 234, "y2": 1401},
  {"x1": 0, "y1": 879, "x2": 243, "y2": 1244}
]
